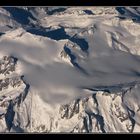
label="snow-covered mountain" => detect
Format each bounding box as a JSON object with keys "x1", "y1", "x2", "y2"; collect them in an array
[{"x1": 0, "y1": 7, "x2": 140, "y2": 133}]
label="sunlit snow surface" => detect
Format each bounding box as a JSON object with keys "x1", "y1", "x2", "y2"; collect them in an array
[
  {"x1": 0, "y1": 7, "x2": 140, "y2": 103},
  {"x1": 0, "y1": 7, "x2": 140, "y2": 105}
]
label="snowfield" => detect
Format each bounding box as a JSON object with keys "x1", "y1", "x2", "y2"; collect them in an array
[{"x1": 0, "y1": 7, "x2": 140, "y2": 133}]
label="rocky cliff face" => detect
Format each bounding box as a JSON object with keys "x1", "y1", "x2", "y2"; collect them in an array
[
  {"x1": 27, "y1": 84, "x2": 140, "y2": 133},
  {"x1": 0, "y1": 57, "x2": 140, "y2": 133},
  {"x1": 0, "y1": 56, "x2": 29, "y2": 132}
]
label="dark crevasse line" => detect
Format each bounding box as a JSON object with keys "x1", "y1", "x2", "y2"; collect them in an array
[
  {"x1": 21, "y1": 75, "x2": 30, "y2": 102},
  {"x1": 122, "y1": 93, "x2": 136, "y2": 133},
  {"x1": 82, "y1": 87, "x2": 111, "y2": 93},
  {"x1": 64, "y1": 46, "x2": 89, "y2": 75},
  {"x1": 86, "y1": 111, "x2": 106, "y2": 133},
  {"x1": 92, "y1": 94, "x2": 99, "y2": 107},
  {"x1": 0, "y1": 32, "x2": 5, "y2": 36},
  {"x1": 111, "y1": 33, "x2": 131, "y2": 54},
  {"x1": 125, "y1": 106, "x2": 135, "y2": 133},
  {"x1": 83, "y1": 81, "x2": 140, "y2": 93},
  {"x1": 22, "y1": 84, "x2": 30, "y2": 102},
  {"x1": 85, "y1": 93, "x2": 105, "y2": 133},
  {"x1": 83, "y1": 10, "x2": 94, "y2": 15},
  {"x1": 87, "y1": 114, "x2": 93, "y2": 132},
  {"x1": 130, "y1": 69, "x2": 140, "y2": 77},
  {"x1": 47, "y1": 7, "x2": 68, "y2": 15},
  {"x1": 116, "y1": 7, "x2": 140, "y2": 23},
  {"x1": 83, "y1": 116, "x2": 89, "y2": 132},
  {"x1": 5, "y1": 101, "x2": 15, "y2": 131},
  {"x1": 70, "y1": 37, "x2": 89, "y2": 52},
  {"x1": 92, "y1": 113, "x2": 106, "y2": 133},
  {"x1": 116, "y1": 7, "x2": 126, "y2": 15},
  {"x1": 11, "y1": 124, "x2": 24, "y2": 133}
]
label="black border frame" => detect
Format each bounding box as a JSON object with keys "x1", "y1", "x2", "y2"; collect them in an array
[
  {"x1": 0, "y1": 0, "x2": 140, "y2": 6},
  {"x1": 0, "y1": 0, "x2": 140, "y2": 138}
]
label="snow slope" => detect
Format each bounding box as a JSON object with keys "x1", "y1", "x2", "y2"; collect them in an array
[{"x1": 0, "y1": 7, "x2": 140, "y2": 133}]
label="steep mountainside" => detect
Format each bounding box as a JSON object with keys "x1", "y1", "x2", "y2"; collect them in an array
[{"x1": 0, "y1": 7, "x2": 140, "y2": 133}]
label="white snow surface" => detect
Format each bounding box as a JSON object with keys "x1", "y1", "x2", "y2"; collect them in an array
[
  {"x1": 0, "y1": 7, "x2": 140, "y2": 106},
  {"x1": 0, "y1": 7, "x2": 140, "y2": 133}
]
